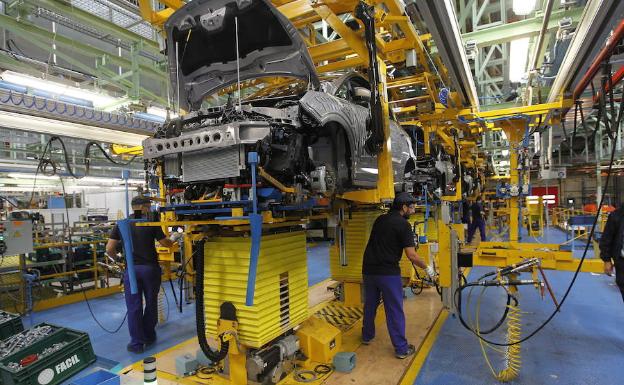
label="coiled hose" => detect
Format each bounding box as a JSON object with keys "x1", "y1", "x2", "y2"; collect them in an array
[
  {"x1": 195, "y1": 240, "x2": 230, "y2": 362},
  {"x1": 475, "y1": 283, "x2": 522, "y2": 383},
  {"x1": 496, "y1": 303, "x2": 522, "y2": 382}
]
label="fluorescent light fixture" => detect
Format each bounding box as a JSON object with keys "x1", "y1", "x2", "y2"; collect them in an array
[
  {"x1": 543, "y1": 195, "x2": 556, "y2": 199},
  {"x1": 501, "y1": 150, "x2": 510, "y2": 156},
  {"x1": 527, "y1": 195, "x2": 538, "y2": 200},
  {"x1": 1, "y1": 71, "x2": 120, "y2": 108},
  {"x1": 7, "y1": 173, "x2": 144, "y2": 188},
  {"x1": 0, "y1": 110, "x2": 147, "y2": 146},
  {"x1": 361, "y1": 168, "x2": 379, "y2": 174},
  {"x1": 147, "y1": 107, "x2": 178, "y2": 119},
  {"x1": 7, "y1": 173, "x2": 58, "y2": 180},
  {"x1": 79, "y1": 176, "x2": 124, "y2": 184},
  {"x1": 512, "y1": 0, "x2": 536, "y2": 15},
  {"x1": 509, "y1": 37, "x2": 530, "y2": 82}
]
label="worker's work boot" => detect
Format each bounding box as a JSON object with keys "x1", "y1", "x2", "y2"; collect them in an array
[
  {"x1": 395, "y1": 344, "x2": 416, "y2": 359},
  {"x1": 361, "y1": 338, "x2": 374, "y2": 345},
  {"x1": 127, "y1": 343, "x2": 144, "y2": 354}
]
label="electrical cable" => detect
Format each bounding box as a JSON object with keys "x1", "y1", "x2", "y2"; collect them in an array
[
  {"x1": 195, "y1": 240, "x2": 230, "y2": 362},
  {"x1": 314, "y1": 364, "x2": 333, "y2": 375},
  {"x1": 195, "y1": 366, "x2": 215, "y2": 379},
  {"x1": 28, "y1": 135, "x2": 138, "y2": 207},
  {"x1": 456, "y1": 283, "x2": 515, "y2": 335},
  {"x1": 0, "y1": 196, "x2": 19, "y2": 208},
  {"x1": 293, "y1": 369, "x2": 318, "y2": 383},
  {"x1": 57, "y1": 175, "x2": 128, "y2": 334},
  {"x1": 456, "y1": 80, "x2": 624, "y2": 347},
  {"x1": 24, "y1": 135, "x2": 132, "y2": 332}
]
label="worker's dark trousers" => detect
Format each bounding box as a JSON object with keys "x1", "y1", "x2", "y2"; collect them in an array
[
  {"x1": 123, "y1": 264, "x2": 161, "y2": 350},
  {"x1": 615, "y1": 257, "x2": 624, "y2": 302},
  {"x1": 362, "y1": 274, "x2": 408, "y2": 354},
  {"x1": 467, "y1": 218, "x2": 486, "y2": 243}
]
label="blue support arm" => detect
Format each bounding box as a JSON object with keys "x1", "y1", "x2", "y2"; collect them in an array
[
  {"x1": 246, "y1": 152, "x2": 262, "y2": 306},
  {"x1": 116, "y1": 218, "x2": 147, "y2": 295}
]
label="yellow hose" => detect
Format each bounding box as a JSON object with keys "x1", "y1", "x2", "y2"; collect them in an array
[
  {"x1": 475, "y1": 284, "x2": 522, "y2": 382},
  {"x1": 495, "y1": 303, "x2": 521, "y2": 382}
]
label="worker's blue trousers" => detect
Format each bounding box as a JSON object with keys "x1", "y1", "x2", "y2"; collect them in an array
[
  {"x1": 467, "y1": 218, "x2": 486, "y2": 242},
  {"x1": 362, "y1": 274, "x2": 409, "y2": 354},
  {"x1": 123, "y1": 264, "x2": 161, "y2": 350}
]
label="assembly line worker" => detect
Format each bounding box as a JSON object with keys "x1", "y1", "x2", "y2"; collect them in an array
[
  {"x1": 599, "y1": 205, "x2": 624, "y2": 302},
  {"x1": 361, "y1": 192, "x2": 436, "y2": 359},
  {"x1": 106, "y1": 195, "x2": 182, "y2": 353},
  {"x1": 467, "y1": 195, "x2": 487, "y2": 243},
  {"x1": 461, "y1": 197, "x2": 471, "y2": 225}
]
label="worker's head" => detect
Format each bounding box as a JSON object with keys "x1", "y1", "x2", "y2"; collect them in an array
[
  {"x1": 393, "y1": 192, "x2": 417, "y2": 219},
  {"x1": 131, "y1": 195, "x2": 151, "y2": 216}
]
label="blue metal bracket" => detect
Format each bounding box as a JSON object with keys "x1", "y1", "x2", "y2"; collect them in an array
[
  {"x1": 117, "y1": 218, "x2": 146, "y2": 295},
  {"x1": 246, "y1": 152, "x2": 262, "y2": 306}
]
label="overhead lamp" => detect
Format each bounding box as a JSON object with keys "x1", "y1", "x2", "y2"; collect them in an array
[
  {"x1": 512, "y1": 0, "x2": 536, "y2": 15},
  {"x1": 0, "y1": 110, "x2": 147, "y2": 146},
  {"x1": 361, "y1": 168, "x2": 379, "y2": 175},
  {"x1": 1, "y1": 71, "x2": 120, "y2": 108},
  {"x1": 79, "y1": 176, "x2": 122, "y2": 184},
  {"x1": 7, "y1": 173, "x2": 58, "y2": 180},
  {"x1": 147, "y1": 106, "x2": 178, "y2": 119},
  {"x1": 509, "y1": 37, "x2": 530, "y2": 83}
]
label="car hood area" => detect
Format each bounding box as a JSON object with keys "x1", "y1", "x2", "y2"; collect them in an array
[{"x1": 165, "y1": 0, "x2": 320, "y2": 111}]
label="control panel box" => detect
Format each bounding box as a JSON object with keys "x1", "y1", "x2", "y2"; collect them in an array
[{"x1": 0, "y1": 220, "x2": 34, "y2": 256}]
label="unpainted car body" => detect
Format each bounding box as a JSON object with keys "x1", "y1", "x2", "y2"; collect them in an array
[{"x1": 142, "y1": 0, "x2": 424, "y2": 198}]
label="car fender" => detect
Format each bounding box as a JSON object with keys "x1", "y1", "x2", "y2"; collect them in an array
[
  {"x1": 389, "y1": 121, "x2": 415, "y2": 188},
  {"x1": 299, "y1": 90, "x2": 368, "y2": 172}
]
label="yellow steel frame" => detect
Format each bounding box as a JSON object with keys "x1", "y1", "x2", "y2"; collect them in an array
[
  {"x1": 138, "y1": 0, "x2": 184, "y2": 28},
  {"x1": 127, "y1": 2, "x2": 609, "y2": 384},
  {"x1": 111, "y1": 144, "x2": 143, "y2": 156}
]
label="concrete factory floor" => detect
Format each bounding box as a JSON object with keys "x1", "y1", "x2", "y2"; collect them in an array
[
  {"x1": 29, "y1": 228, "x2": 622, "y2": 385},
  {"x1": 415, "y1": 227, "x2": 622, "y2": 385}
]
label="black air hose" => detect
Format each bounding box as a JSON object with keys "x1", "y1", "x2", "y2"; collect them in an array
[{"x1": 195, "y1": 240, "x2": 230, "y2": 362}]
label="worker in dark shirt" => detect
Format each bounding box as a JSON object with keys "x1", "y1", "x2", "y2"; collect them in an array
[
  {"x1": 599, "y1": 205, "x2": 624, "y2": 302},
  {"x1": 467, "y1": 195, "x2": 487, "y2": 243},
  {"x1": 361, "y1": 192, "x2": 435, "y2": 359},
  {"x1": 461, "y1": 196, "x2": 471, "y2": 225},
  {"x1": 106, "y1": 196, "x2": 182, "y2": 353}
]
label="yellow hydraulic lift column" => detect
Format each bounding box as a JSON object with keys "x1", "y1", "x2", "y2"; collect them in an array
[{"x1": 502, "y1": 120, "x2": 525, "y2": 243}]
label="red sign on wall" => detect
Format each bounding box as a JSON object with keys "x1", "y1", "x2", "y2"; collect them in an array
[{"x1": 531, "y1": 186, "x2": 559, "y2": 207}]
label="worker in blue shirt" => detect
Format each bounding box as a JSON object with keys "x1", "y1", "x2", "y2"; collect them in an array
[
  {"x1": 467, "y1": 195, "x2": 487, "y2": 243},
  {"x1": 106, "y1": 196, "x2": 182, "y2": 353},
  {"x1": 361, "y1": 192, "x2": 436, "y2": 359}
]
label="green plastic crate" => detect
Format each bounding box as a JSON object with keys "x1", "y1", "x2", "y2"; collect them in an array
[
  {"x1": 0, "y1": 323, "x2": 96, "y2": 385},
  {"x1": 0, "y1": 312, "x2": 23, "y2": 340}
]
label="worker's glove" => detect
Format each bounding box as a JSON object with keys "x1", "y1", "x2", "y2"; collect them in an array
[
  {"x1": 425, "y1": 265, "x2": 437, "y2": 279},
  {"x1": 169, "y1": 231, "x2": 184, "y2": 242}
]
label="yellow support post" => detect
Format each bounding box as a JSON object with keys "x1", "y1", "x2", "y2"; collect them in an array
[
  {"x1": 502, "y1": 121, "x2": 524, "y2": 243},
  {"x1": 437, "y1": 218, "x2": 452, "y2": 288},
  {"x1": 377, "y1": 59, "x2": 395, "y2": 201},
  {"x1": 339, "y1": 58, "x2": 393, "y2": 203}
]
